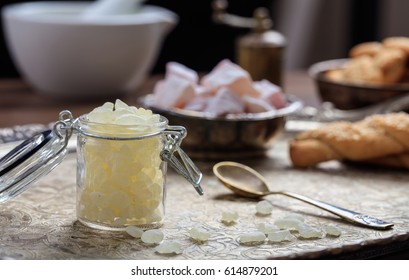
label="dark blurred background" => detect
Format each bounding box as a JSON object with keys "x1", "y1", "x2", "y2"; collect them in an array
[{"x1": 1, "y1": 0, "x2": 407, "y2": 78}]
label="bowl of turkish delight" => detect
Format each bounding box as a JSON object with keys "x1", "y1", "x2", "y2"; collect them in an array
[{"x1": 139, "y1": 59, "x2": 302, "y2": 158}]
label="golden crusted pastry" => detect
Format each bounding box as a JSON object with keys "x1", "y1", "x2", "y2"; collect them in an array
[
  {"x1": 399, "y1": 69, "x2": 409, "y2": 83},
  {"x1": 363, "y1": 153, "x2": 409, "y2": 169},
  {"x1": 373, "y1": 47, "x2": 406, "y2": 83},
  {"x1": 349, "y1": 41, "x2": 383, "y2": 58},
  {"x1": 325, "y1": 37, "x2": 409, "y2": 85},
  {"x1": 342, "y1": 55, "x2": 383, "y2": 84},
  {"x1": 289, "y1": 112, "x2": 409, "y2": 168},
  {"x1": 382, "y1": 36, "x2": 409, "y2": 56},
  {"x1": 324, "y1": 69, "x2": 345, "y2": 82}
]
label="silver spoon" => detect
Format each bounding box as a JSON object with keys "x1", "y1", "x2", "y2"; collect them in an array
[{"x1": 213, "y1": 161, "x2": 394, "y2": 230}]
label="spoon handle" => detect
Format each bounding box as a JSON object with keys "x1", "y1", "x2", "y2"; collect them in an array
[{"x1": 274, "y1": 191, "x2": 394, "y2": 229}]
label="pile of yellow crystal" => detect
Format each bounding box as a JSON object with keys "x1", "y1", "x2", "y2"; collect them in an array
[{"x1": 77, "y1": 100, "x2": 165, "y2": 229}]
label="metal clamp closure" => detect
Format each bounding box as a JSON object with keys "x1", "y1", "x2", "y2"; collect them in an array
[
  {"x1": 161, "y1": 126, "x2": 203, "y2": 195},
  {"x1": 53, "y1": 110, "x2": 75, "y2": 149}
]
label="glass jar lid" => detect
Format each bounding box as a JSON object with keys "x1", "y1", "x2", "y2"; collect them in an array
[{"x1": 0, "y1": 111, "x2": 73, "y2": 203}]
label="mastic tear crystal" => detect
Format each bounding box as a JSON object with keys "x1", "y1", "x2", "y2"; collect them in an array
[
  {"x1": 239, "y1": 231, "x2": 266, "y2": 244},
  {"x1": 155, "y1": 241, "x2": 182, "y2": 254},
  {"x1": 221, "y1": 211, "x2": 239, "y2": 223},
  {"x1": 189, "y1": 227, "x2": 211, "y2": 242},
  {"x1": 255, "y1": 200, "x2": 273, "y2": 215},
  {"x1": 141, "y1": 229, "x2": 164, "y2": 245}
]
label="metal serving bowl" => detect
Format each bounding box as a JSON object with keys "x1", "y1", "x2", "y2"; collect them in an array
[
  {"x1": 138, "y1": 94, "x2": 302, "y2": 159},
  {"x1": 309, "y1": 59, "x2": 409, "y2": 110}
]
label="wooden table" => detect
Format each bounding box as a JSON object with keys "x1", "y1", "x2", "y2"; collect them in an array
[
  {"x1": 1, "y1": 72, "x2": 409, "y2": 260},
  {"x1": 0, "y1": 72, "x2": 320, "y2": 127}
]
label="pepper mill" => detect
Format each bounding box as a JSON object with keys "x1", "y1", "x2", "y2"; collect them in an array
[{"x1": 212, "y1": 0, "x2": 286, "y2": 86}]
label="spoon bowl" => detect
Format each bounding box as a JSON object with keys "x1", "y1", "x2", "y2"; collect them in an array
[
  {"x1": 213, "y1": 161, "x2": 270, "y2": 198},
  {"x1": 213, "y1": 161, "x2": 394, "y2": 229}
]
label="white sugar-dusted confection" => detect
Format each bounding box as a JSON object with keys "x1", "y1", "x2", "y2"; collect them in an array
[
  {"x1": 166, "y1": 61, "x2": 199, "y2": 83},
  {"x1": 323, "y1": 225, "x2": 342, "y2": 237},
  {"x1": 221, "y1": 211, "x2": 239, "y2": 224},
  {"x1": 239, "y1": 231, "x2": 266, "y2": 244},
  {"x1": 201, "y1": 59, "x2": 260, "y2": 97},
  {"x1": 243, "y1": 96, "x2": 276, "y2": 113},
  {"x1": 298, "y1": 224, "x2": 323, "y2": 239},
  {"x1": 189, "y1": 227, "x2": 211, "y2": 242},
  {"x1": 253, "y1": 79, "x2": 287, "y2": 109},
  {"x1": 149, "y1": 60, "x2": 292, "y2": 115},
  {"x1": 267, "y1": 229, "x2": 295, "y2": 242},
  {"x1": 183, "y1": 85, "x2": 215, "y2": 112},
  {"x1": 141, "y1": 229, "x2": 164, "y2": 244},
  {"x1": 255, "y1": 200, "x2": 273, "y2": 215},
  {"x1": 274, "y1": 218, "x2": 303, "y2": 230},
  {"x1": 256, "y1": 223, "x2": 280, "y2": 235},
  {"x1": 152, "y1": 75, "x2": 195, "y2": 108},
  {"x1": 203, "y1": 87, "x2": 245, "y2": 115},
  {"x1": 155, "y1": 241, "x2": 183, "y2": 255},
  {"x1": 125, "y1": 226, "x2": 144, "y2": 238},
  {"x1": 183, "y1": 96, "x2": 210, "y2": 112}
]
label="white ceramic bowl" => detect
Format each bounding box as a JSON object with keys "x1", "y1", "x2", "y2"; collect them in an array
[{"x1": 2, "y1": 1, "x2": 178, "y2": 99}]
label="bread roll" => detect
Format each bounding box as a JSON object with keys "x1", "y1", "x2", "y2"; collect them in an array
[
  {"x1": 382, "y1": 37, "x2": 409, "y2": 56},
  {"x1": 289, "y1": 112, "x2": 409, "y2": 168},
  {"x1": 349, "y1": 41, "x2": 383, "y2": 58},
  {"x1": 362, "y1": 153, "x2": 409, "y2": 169},
  {"x1": 373, "y1": 47, "x2": 406, "y2": 83},
  {"x1": 342, "y1": 55, "x2": 383, "y2": 84}
]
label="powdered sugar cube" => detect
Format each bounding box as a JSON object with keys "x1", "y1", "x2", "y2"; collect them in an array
[
  {"x1": 203, "y1": 87, "x2": 245, "y2": 115},
  {"x1": 243, "y1": 96, "x2": 276, "y2": 113},
  {"x1": 201, "y1": 59, "x2": 260, "y2": 97},
  {"x1": 183, "y1": 96, "x2": 209, "y2": 112},
  {"x1": 254, "y1": 79, "x2": 287, "y2": 109},
  {"x1": 166, "y1": 61, "x2": 199, "y2": 83},
  {"x1": 152, "y1": 75, "x2": 195, "y2": 108}
]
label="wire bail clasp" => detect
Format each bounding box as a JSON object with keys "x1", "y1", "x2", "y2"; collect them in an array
[
  {"x1": 161, "y1": 126, "x2": 203, "y2": 195},
  {"x1": 53, "y1": 110, "x2": 75, "y2": 150}
]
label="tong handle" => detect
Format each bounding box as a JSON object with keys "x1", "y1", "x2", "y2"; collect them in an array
[{"x1": 161, "y1": 126, "x2": 203, "y2": 195}]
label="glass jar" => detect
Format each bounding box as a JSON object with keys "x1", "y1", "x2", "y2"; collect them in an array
[
  {"x1": 0, "y1": 110, "x2": 203, "y2": 231},
  {"x1": 74, "y1": 113, "x2": 203, "y2": 231}
]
